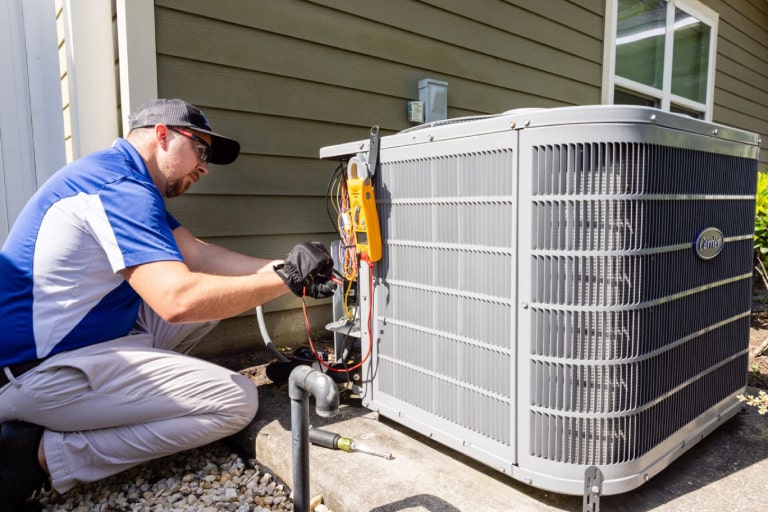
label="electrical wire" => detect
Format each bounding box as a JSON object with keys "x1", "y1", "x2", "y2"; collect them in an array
[
  {"x1": 301, "y1": 255, "x2": 374, "y2": 374},
  {"x1": 342, "y1": 278, "x2": 356, "y2": 321},
  {"x1": 301, "y1": 160, "x2": 378, "y2": 378},
  {"x1": 325, "y1": 163, "x2": 344, "y2": 229},
  {"x1": 326, "y1": 161, "x2": 358, "y2": 283}
]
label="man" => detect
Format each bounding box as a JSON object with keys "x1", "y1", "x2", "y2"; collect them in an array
[{"x1": 0, "y1": 99, "x2": 335, "y2": 510}]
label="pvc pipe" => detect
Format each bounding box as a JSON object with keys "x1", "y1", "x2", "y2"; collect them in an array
[{"x1": 289, "y1": 365, "x2": 339, "y2": 512}]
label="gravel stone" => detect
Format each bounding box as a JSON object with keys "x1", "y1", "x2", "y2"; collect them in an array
[{"x1": 36, "y1": 440, "x2": 323, "y2": 511}]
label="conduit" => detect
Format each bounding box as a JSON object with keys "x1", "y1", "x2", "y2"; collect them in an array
[{"x1": 288, "y1": 365, "x2": 339, "y2": 512}]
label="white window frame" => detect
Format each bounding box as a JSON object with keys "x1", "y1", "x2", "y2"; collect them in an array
[{"x1": 602, "y1": 0, "x2": 719, "y2": 121}]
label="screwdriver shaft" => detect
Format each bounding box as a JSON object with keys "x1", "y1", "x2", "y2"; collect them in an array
[
  {"x1": 309, "y1": 428, "x2": 393, "y2": 459},
  {"x1": 350, "y1": 442, "x2": 392, "y2": 460}
]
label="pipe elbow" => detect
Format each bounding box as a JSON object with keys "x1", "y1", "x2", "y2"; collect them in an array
[{"x1": 288, "y1": 365, "x2": 340, "y2": 418}]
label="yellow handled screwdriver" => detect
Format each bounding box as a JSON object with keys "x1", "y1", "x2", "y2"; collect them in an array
[{"x1": 309, "y1": 428, "x2": 393, "y2": 460}]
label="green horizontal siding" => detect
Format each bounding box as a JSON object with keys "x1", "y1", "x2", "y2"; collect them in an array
[
  {"x1": 151, "y1": 0, "x2": 768, "y2": 343},
  {"x1": 704, "y1": 0, "x2": 768, "y2": 167},
  {"x1": 153, "y1": 0, "x2": 608, "y2": 321}
]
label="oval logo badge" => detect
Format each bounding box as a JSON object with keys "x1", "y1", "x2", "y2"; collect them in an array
[{"x1": 694, "y1": 227, "x2": 724, "y2": 260}]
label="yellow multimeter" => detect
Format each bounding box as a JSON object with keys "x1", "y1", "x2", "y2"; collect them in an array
[{"x1": 347, "y1": 156, "x2": 382, "y2": 262}]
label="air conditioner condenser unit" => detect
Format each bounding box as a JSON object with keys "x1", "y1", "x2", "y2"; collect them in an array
[{"x1": 319, "y1": 105, "x2": 760, "y2": 496}]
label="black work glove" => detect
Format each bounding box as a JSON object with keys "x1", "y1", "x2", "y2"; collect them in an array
[{"x1": 274, "y1": 242, "x2": 337, "y2": 298}]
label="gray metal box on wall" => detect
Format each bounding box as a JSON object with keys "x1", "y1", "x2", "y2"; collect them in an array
[{"x1": 319, "y1": 106, "x2": 760, "y2": 496}]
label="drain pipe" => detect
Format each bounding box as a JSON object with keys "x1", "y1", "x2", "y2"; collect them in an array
[{"x1": 289, "y1": 365, "x2": 339, "y2": 512}]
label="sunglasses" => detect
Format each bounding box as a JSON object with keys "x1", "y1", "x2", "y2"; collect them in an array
[{"x1": 168, "y1": 126, "x2": 211, "y2": 163}]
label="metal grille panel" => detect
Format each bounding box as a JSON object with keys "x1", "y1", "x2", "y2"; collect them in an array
[
  {"x1": 530, "y1": 351, "x2": 747, "y2": 465},
  {"x1": 374, "y1": 150, "x2": 517, "y2": 444},
  {"x1": 529, "y1": 142, "x2": 755, "y2": 466}
]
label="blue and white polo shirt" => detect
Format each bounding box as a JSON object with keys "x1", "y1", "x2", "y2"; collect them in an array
[{"x1": 0, "y1": 138, "x2": 184, "y2": 366}]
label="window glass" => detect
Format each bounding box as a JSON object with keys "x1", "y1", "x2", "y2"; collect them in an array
[
  {"x1": 616, "y1": 0, "x2": 667, "y2": 89},
  {"x1": 670, "y1": 104, "x2": 703, "y2": 119},
  {"x1": 671, "y1": 7, "x2": 710, "y2": 103},
  {"x1": 614, "y1": 89, "x2": 658, "y2": 107},
  {"x1": 607, "y1": 0, "x2": 717, "y2": 120}
]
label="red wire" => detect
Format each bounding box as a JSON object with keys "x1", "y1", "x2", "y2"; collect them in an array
[{"x1": 302, "y1": 254, "x2": 374, "y2": 373}]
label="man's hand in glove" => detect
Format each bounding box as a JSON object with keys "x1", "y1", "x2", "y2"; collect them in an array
[{"x1": 274, "y1": 242, "x2": 337, "y2": 298}]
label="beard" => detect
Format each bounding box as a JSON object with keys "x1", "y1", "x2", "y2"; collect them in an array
[
  {"x1": 162, "y1": 169, "x2": 195, "y2": 198},
  {"x1": 159, "y1": 159, "x2": 196, "y2": 198},
  {"x1": 164, "y1": 178, "x2": 186, "y2": 198}
]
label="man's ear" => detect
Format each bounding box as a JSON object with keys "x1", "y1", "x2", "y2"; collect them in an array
[{"x1": 155, "y1": 124, "x2": 169, "y2": 150}]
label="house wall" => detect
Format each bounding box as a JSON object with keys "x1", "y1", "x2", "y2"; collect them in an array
[
  {"x1": 1, "y1": 0, "x2": 65, "y2": 244},
  {"x1": 152, "y1": 0, "x2": 607, "y2": 353},
  {"x1": 1, "y1": 0, "x2": 761, "y2": 357},
  {"x1": 702, "y1": 0, "x2": 768, "y2": 168},
  {"x1": 91, "y1": 0, "x2": 764, "y2": 356}
]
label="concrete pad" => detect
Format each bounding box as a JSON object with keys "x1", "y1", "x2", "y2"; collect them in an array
[{"x1": 234, "y1": 383, "x2": 768, "y2": 512}]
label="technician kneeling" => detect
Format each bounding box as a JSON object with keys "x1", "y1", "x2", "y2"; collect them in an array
[{"x1": 0, "y1": 98, "x2": 335, "y2": 511}]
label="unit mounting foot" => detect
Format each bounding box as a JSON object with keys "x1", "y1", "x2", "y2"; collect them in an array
[{"x1": 583, "y1": 466, "x2": 603, "y2": 512}]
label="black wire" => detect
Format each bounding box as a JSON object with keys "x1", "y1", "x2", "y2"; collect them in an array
[{"x1": 325, "y1": 162, "x2": 345, "y2": 236}]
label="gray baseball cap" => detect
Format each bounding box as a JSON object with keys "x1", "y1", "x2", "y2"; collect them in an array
[{"x1": 128, "y1": 98, "x2": 241, "y2": 165}]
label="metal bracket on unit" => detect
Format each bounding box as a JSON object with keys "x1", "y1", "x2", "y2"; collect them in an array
[
  {"x1": 583, "y1": 466, "x2": 603, "y2": 512},
  {"x1": 368, "y1": 125, "x2": 381, "y2": 178}
]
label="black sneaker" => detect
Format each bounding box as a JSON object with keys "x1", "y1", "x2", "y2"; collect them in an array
[
  {"x1": 2, "y1": 500, "x2": 41, "y2": 512},
  {"x1": 0, "y1": 421, "x2": 48, "y2": 512}
]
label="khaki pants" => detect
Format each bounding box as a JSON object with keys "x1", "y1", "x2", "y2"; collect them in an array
[{"x1": 0, "y1": 304, "x2": 259, "y2": 493}]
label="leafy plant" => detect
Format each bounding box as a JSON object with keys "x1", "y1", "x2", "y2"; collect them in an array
[
  {"x1": 754, "y1": 170, "x2": 768, "y2": 289},
  {"x1": 743, "y1": 169, "x2": 768, "y2": 416}
]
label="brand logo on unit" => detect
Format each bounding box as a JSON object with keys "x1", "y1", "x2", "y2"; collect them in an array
[{"x1": 694, "y1": 227, "x2": 724, "y2": 260}]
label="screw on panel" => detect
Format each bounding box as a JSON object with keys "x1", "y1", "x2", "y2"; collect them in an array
[
  {"x1": 428, "y1": 135, "x2": 434, "y2": 141},
  {"x1": 524, "y1": 119, "x2": 531, "y2": 127},
  {"x1": 712, "y1": 129, "x2": 719, "y2": 135},
  {"x1": 650, "y1": 114, "x2": 657, "y2": 121},
  {"x1": 510, "y1": 121, "x2": 516, "y2": 129},
  {"x1": 583, "y1": 466, "x2": 603, "y2": 512},
  {"x1": 521, "y1": 302, "x2": 529, "y2": 309}
]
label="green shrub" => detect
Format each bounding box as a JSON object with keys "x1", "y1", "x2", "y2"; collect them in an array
[
  {"x1": 754, "y1": 170, "x2": 768, "y2": 288},
  {"x1": 744, "y1": 169, "x2": 768, "y2": 416}
]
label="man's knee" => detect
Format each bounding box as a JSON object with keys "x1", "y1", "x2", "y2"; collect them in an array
[{"x1": 231, "y1": 373, "x2": 259, "y2": 427}]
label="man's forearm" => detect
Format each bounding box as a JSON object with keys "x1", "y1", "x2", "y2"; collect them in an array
[
  {"x1": 151, "y1": 268, "x2": 290, "y2": 324},
  {"x1": 191, "y1": 243, "x2": 281, "y2": 276},
  {"x1": 175, "y1": 227, "x2": 282, "y2": 276}
]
